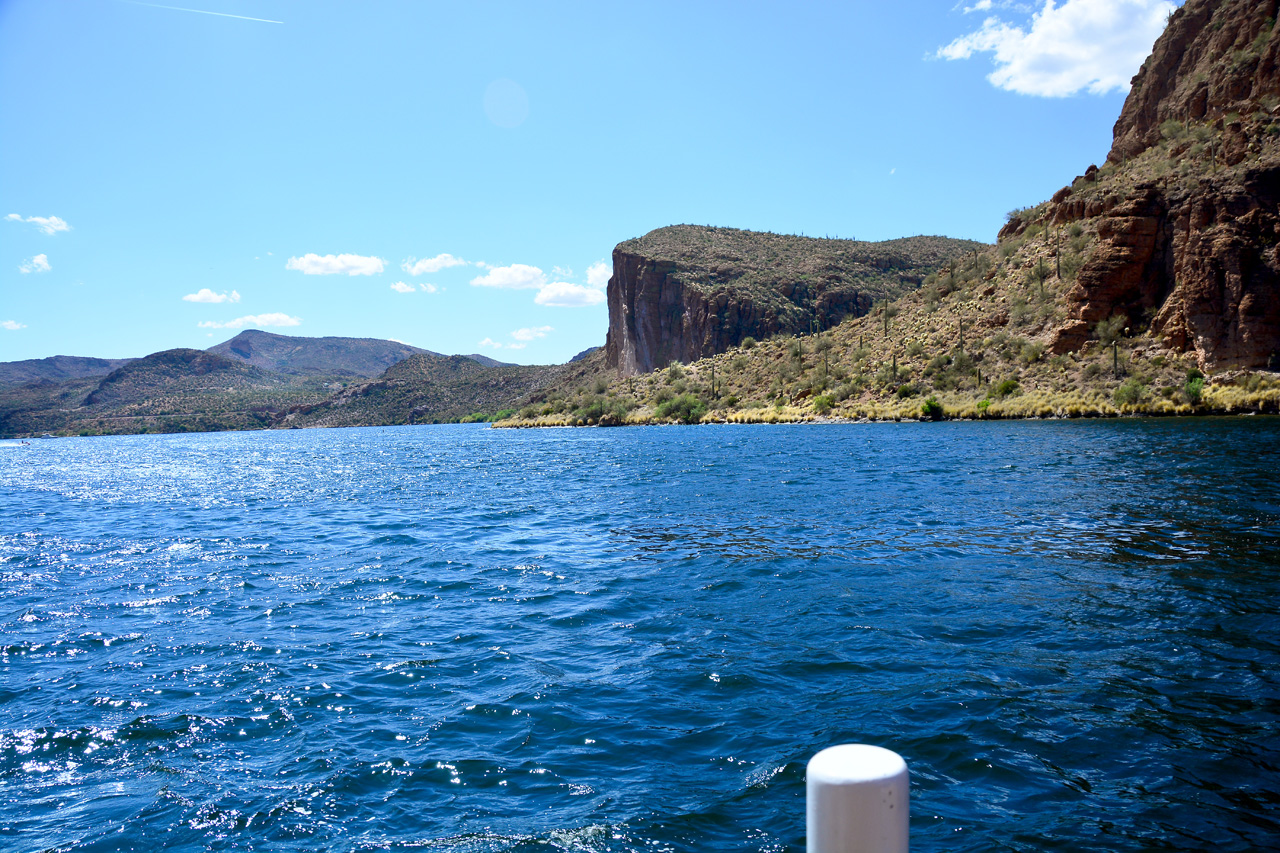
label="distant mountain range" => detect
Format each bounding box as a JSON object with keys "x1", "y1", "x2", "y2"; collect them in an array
[
  {"x1": 0, "y1": 330, "x2": 512, "y2": 386},
  {"x1": 0, "y1": 331, "x2": 556, "y2": 437},
  {"x1": 0, "y1": 355, "x2": 136, "y2": 386}
]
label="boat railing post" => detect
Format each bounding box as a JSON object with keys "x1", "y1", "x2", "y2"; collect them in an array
[{"x1": 806, "y1": 744, "x2": 909, "y2": 853}]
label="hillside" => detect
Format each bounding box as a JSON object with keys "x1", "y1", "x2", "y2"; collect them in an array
[
  {"x1": 500, "y1": 0, "x2": 1280, "y2": 426},
  {"x1": 278, "y1": 352, "x2": 590, "y2": 428},
  {"x1": 207, "y1": 330, "x2": 436, "y2": 377},
  {"x1": 0, "y1": 355, "x2": 135, "y2": 385},
  {"x1": 0, "y1": 349, "x2": 340, "y2": 437},
  {"x1": 604, "y1": 225, "x2": 987, "y2": 374}
]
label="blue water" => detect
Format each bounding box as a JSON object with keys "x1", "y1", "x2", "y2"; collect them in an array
[{"x1": 2, "y1": 421, "x2": 1278, "y2": 852}]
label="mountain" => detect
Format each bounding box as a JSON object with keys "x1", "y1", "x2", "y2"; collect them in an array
[
  {"x1": 500, "y1": 0, "x2": 1280, "y2": 425},
  {"x1": 460, "y1": 353, "x2": 515, "y2": 368},
  {"x1": 207, "y1": 330, "x2": 437, "y2": 377},
  {"x1": 0, "y1": 349, "x2": 338, "y2": 437},
  {"x1": 0, "y1": 355, "x2": 135, "y2": 385},
  {"x1": 604, "y1": 225, "x2": 987, "y2": 375},
  {"x1": 1038, "y1": 0, "x2": 1280, "y2": 370},
  {"x1": 278, "y1": 352, "x2": 577, "y2": 428}
]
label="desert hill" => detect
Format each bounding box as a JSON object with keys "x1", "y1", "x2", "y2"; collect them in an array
[
  {"x1": 605, "y1": 225, "x2": 986, "y2": 375},
  {"x1": 0, "y1": 355, "x2": 135, "y2": 386},
  {"x1": 500, "y1": 0, "x2": 1280, "y2": 426},
  {"x1": 278, "y1": 352, "x2": 595, "y2": 428}
]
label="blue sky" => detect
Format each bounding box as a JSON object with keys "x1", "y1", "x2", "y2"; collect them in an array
[{"x1": 1, "y1": 0, "x2": 1177, "y2": 364}]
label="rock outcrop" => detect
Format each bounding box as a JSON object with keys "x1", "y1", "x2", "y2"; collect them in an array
[
  {"x1": 605, "y1": 225, "x2": 985, "y2": 375},
  {"x1": 1039, "y1": 0, "x2": 1280, "y2": 370},
  {"x1": 1111, "y1": 0, "x2": 1280, "y2": 163}
]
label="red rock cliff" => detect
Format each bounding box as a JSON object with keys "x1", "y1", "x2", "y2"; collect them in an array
[
  {"x1": 1040, "y1": 0, "x2": 1280, "y2": 370},
  {"x1": 604, "y1": 225, "x2": 985, "y2": 376}
]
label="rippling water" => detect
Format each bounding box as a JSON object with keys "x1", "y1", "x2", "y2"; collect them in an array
[{"x1": 2, "y1": 421, "x2": 1278, "y2": 852}]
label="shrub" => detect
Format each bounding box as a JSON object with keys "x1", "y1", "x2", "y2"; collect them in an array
[
  {"x1": 741, "y1": 336, "x2": 757, "y2": 350},
  {"x1": 1185, "y1": 375, "x2": 1206, "y2": 404},
  {"x1": 921, "y1": 397, "x2": 943, "y2": 420},
  {"x1": 655, "y1": 393, "x2": 707, "y2": 424},
  {"x1": 896, "y1": 383, "x2": 918, "y2": 399},
  {"x1": 813, "y1": 394, "x2": 835, "y2": 414},
  {"x1": 1114, "y1": 378, "x2": 1145, "y2": 407},
  {"x1": 995, "y1": 378, "x2": 1020, "y2": 399},
  {"x1": 1095, "y1": 315, "x2": 1127, "y2": 346},
  {"x1": 1019, "y1": 341, "x2": 1046, "y2": 365},
  {"x1": 666, "y1": 363, "x2": 685, "y2": 382},
  {"x1": 1160, "y1": 118, "x2": 1186, "y2": 141}
]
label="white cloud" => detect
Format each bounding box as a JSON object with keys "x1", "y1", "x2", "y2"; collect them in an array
[
  {"x1": 936, "y1": 0, "x2": 1175, "y2": 97},
  {"x1": 18, "y1": 253, "x2": 50, "y2": 274},
  {"x1": 964, "y1": 0, "x2": 994, "y2": 12},
  {"x1": 534, "y1": 281, "x2": 606, "y2": 307},
  {"x1": 586, "y1": 260, "x2": 612, "y2": 288},
  {"x1": 478, "y1": 337, "x2": 502, "y2": 348},
  {"x1": 420, "y1": 282, "x2": 439, "y2": 293},
  {"x1": 197, "y1": 313, "x2": 301, "y2": 329},
  {"x1": 6, "y1": 214, "x2": 71, "y2": 235},
  {"x1": 390, "y1": 281, "x2": 416, "y2": 293},
  {"x1": 511, "y1": 325, "x2": 553, "y2": 342},
  {"x1": 183, "y1": 288, "x2": 241, "y2": 304},
  {"x1": 470, "y1": 263, "x2": 547, "y2": 290},
  {"x1": 401, "y1": 253, "x2": 467, "y2": 276},
  {"x1": 1, "y1": 320, "x2": 25, "y2": 331},
  {"x1": 286, "y1": 253, "x2": 385, "y2": 276}
]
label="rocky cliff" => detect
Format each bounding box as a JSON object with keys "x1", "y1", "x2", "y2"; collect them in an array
[
  {"x1": 605, "y1": 225, "x2": 985, "y2": 375},
  {"x1": 1033, "y1": 0, "x2": 1280, "y2": 370}
]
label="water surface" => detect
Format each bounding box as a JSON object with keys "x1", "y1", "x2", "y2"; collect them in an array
[{"x1": 2, "y1": 420, "x2": 1277, "y2": 851}]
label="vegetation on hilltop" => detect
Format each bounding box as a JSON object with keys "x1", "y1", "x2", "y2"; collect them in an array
[
  {"x1": 500, "y1": 171, "x2": 1280, "y2": 427},
  {"x1": 277, "y1": 352, "x2": 594, "y2": 429},
  {"x1": 0, "y1": 349, "x2": 345, "y2": 437},
  {"x1": 617, "y1": 224, "x2": 988, "y2": 331}
]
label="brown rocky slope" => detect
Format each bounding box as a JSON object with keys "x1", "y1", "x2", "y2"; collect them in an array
[
  {"x1": 604, "y1": 226, "x2": 985, "y2": 375},
  {"x1": 1030, "y1": 0, "x2": 1280, "y2": 371}
]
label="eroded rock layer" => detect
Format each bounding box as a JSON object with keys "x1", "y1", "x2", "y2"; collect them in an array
[
  {"x1": 605, "y1": 225, "x2": 985, "y2": 375},
  {"x1": 1042, "y1": 0, "x2": 1280, "y2": 370}
]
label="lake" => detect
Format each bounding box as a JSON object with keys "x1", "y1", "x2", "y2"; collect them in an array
[{"x1": 2, "y1": 420, "x2": 1277, "y2": 852}]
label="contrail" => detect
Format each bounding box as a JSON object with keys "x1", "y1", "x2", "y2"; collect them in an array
[{"x1": 119, "y1": 1, "x2": 283, "y2": 24}]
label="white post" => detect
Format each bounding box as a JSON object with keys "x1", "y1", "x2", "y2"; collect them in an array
[{"x1": 807, "y1": 744, "x2": 909, "y2": 853}]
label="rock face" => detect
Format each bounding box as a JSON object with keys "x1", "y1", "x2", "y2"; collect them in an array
[
  {"x1": 1043, "y1": 0, "x2": 1280, "y2": 370},
  {"x1": 1110, "y1": 0, "x2": 1280, "y2": 163},
  {"x1": 605, "y1": 225, "x2": 985, "y2": 375}
]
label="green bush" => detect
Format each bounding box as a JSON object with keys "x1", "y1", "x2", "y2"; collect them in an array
[
  {"x1": 655, "y1": 393, "x2": 707, "y2": 424},
  {"x1": 921, "y1": 397, "x2": 943, "y2": 420},
  {"x1": 994, "y1": 378, "x2": 1020, "y2": 399},
  {"x1": 1095, "y1": 315, "x2": 1127, "y2": 346},
  {"x1": 812, "y1": 394, "x2": 835, "y2": 414},
  {"x1": 1114, "y1": 378, "x2": 1145, "y2": 407},
  {"x1": 741, "y1": 336, "x2": 756, "y2": 350},
  {"x1": 1019, "y1": 341, "x2": 1046, "y2": 365},
  {"x1": 1185, "y1": 375, "x2": 1205, "y2": 404}
]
